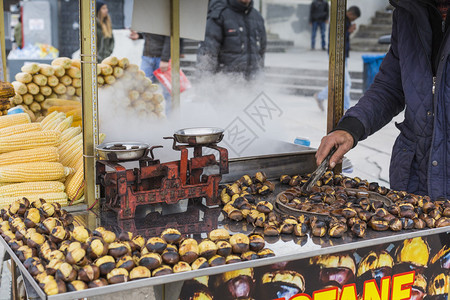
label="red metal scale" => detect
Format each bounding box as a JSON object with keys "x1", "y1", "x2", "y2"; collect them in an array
[{"x1": 96, "y1": 138, "x2": 228, "y2": 219}]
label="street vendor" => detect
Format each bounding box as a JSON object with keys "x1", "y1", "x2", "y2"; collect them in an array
[{"x1": 316, "y1": 0, "x2": 450, "y2": 200}]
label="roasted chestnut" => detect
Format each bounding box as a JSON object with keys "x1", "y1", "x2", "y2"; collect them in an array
[
  {"x1": 108, "y1": 242, "x2": 130, "y2": 258},
  {"x1": 248, "y1": 234, "x2": 265, "y2": 252},
  {"x1": 107, "y1": 268, "x2": 129, "y2": 284},
  {"x1": 95, "y1": 255, "x2": 116, "y2": 275},
  {"x1": 198, "y1": 240, "x2": 218, "y2": 259},
  {"x1": 88, "y1": 278, "x2": 109, "y2": 288},
  {"x1": 45, "y1": 259, "x2": 63, "y2": 276},
  {"x1": 66, "y1": 248, "x2": 88, "y2": 266},
  {"x1": 43, "y1": 278, "x2": 67, "y2": 295},
  {"x1": 280, "y1": 175, "x2": 292, "y2": 184},
  {"x1": 139, "y1": 253, "x2": 162, "y2": 270},
  {"x1": 208, "y1": 255, "x2": 226, "y2": 267},
  {"x1": 146, "y1": 237, "x2": 167, "y2": 254},
  {"x1": 129, "y1": 266, "x2": 151, "y2": 280},
  {"x1": 256, "y1": 201, "x2": 273, "y2": 213},
  {"x1": 230, "y1": 234, "x2": 249, "y2": 254},
  {"x1": 67, "y1": 280, "x2": 88, "y2": 291},
  {"x1": 328, "y1": 222, "x2": 347, "y2": 238},
  {"x1": 24, "y1": 208, "x2": 40, "y2": 228},
  {"x1": 39, "y1": 203, "x2": 56, "y2": 218},
  {"x1": 152, "y1": 265, "x2": 173, "y2": 277},
  {"x1": 161, "y1": 228, "x2": 182, "y2": 244},
  {"x1": 72, "y1": 226, "x2": 91, "y2": 243},
  {"x1": 173, "y1": 261, "x2": 192, "y2": 273},
  {"x1": 131, "y1": 235, "x2": 146, "y2": 250},
  {"x1": 191, "y1": 257, "x2": 209, "y2": 270},
  {"x1": 369, "y1": 217, "x2": 389, "y2": 231},
  {"x1": 55, "y1": 262, "x2": 77, "y2": 282},
  {"x1": 17, "y1": 245, "x2": 36, "y2": 262},
  {"x1": 27, "y1": 232, "x2": 45, "y2": 248},
  {"x1": 254, "y1": 171, "x2": 267, "y2": 183},
  {"x1": 87, "y1": 237, "x2": 108, "y2": 259},
  {"x1": 47, "y1": 250, "x2": 65, "y2": 262},
  {"x1": 116, "y1": 255, "x2": 135, "y2": 272},
  {"x1": 208, "y1": 228, "x2": 230, "y2": 242},
  {"x1": 161, "y1": 246, "x2": 180, "y2": 265},
  {"x1": 78, "y1": 264, "x2": 100, "y2": 282},
  {"x1": 241, "y1": 251, "x2": 259, "y2": 261},
  {"x1": 389, "y1": 218, "x2": 403, "y2": 231},
  {"x1": 50, "y1": 226, "x2": 69, "y2": 244},
  {"x1": 179, "y1": 238, "x2": 199, "y2": 264},
  {"x1": 258, "y1": 248, "x2": 275, "y2": 258},
  {"x1": 226, "y1": 255, "x2": 242, "y2": 264},
  {"x1": 435, "y1": 217, "x2": 450, "y2": 227}
]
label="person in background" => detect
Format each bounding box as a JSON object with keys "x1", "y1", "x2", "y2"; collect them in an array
[
  {"x1": 196, "y1": 0, "x2": 267, "y2": 80},
  {"x1": 14, "y1": 15, "x2": 22, "y2": 49},
  {"x1": 314, "y1": 5, "x2": 361, "y2": 111},
  {"x1": 316, "y1": 0, "x2": 450, "y2": 201},
  {"x1": 96, "y1": 1, "x2": 114, "y2": 62},
  {"x1": 309, "y1": 0, "x2": 329, "y2": 51}
]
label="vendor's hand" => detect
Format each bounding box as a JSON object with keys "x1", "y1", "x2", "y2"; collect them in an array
[
  {"x1": 129, "y1": 30, "x2": 139, "y2": 40},
  {"x1": 348, "y1": 24, "x2": 357, "y2": 33},
  {"x1": 160, "y1": 61, "x2": 169, "y2": 72},
  {"x1": 316, "y1": 130, "x2": 354, "y2": 169}
]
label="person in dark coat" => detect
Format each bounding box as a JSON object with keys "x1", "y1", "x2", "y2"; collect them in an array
[
  {"x1": 316, "y1": 0, "x2": 450, "y2": 200},
  {"x1": 309, "y1": 0, "x2": 329, "y2": 50},
  {"x1": 96, "y1": 1, "x2": 114, "y2": 62},
  {"x1": 196, "y1": 0, "x2": 267, "y2": 80}
]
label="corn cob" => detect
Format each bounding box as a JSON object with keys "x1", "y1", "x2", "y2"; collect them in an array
[
  {"x1": 65, "y1": 167, "x2": 84, "y2": 201},
  {"x1": 60, "y1": 127, "x2": 82, "y2": 145},
  {"x1": 42, "y1": 113, "x2": 66, "y2": 131},
  {"x1": 54, "y1": 116, "x2": 73, "y2": 133},
  {"x1": 66, "y1": 142, "x2": 83, "y2": 169},
  {"x1": 58, "y1": 132, "x2": 81, "y2": 153},
  {"x1": 0, "y1": 162, "x2": 74, "y2": 183},
  {"x1": 0, "y1": 192, "x2": 68, "y2": 208},
  {"x1": 0, "y1": 146, "x2": 59, "y2": 166},
  {"x1": 60, "y1": 137, "x2": 82, "y2": 166},
  {"x1": 0, "y1": 123, "x2": 41, "y2": 138},
  {"x1": 0, "y1": 131, "x2": 61, "y2": 154},
  {"x1": 0, "y1": 113, "x2": 30, "y2": 130},
  {"x1": 0, "y1": 181, "x2": 65, "y2": 197},
  {"x1": 40, "y1": 111, "x2": 58, "y2": 128}
]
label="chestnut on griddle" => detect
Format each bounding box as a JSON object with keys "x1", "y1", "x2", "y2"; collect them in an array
[
  {"x1": 161, "y1": 228, "x2": 182, "y2": 244},
  {"x1": 198, "y1": 240, "x2": 218, "y2": 259},
  {"x1": 258, "y1": 248, "x2": 275, "y2": 258},
  {"x1": 139, "y1": 253, "x2": 162, "y2": 270},
  {"x1": 146, "y1": 237, "x2": 167, "y2": 254},
  {"x1": 208, "y1": 255, "x2": 226, "y2": 267},
  {"x1": 129, "y1": 266, "x2": 151, "y2": 280},
  {"x1": 107, "y1": 268, "x2": 129, "y2": 284},
  {"x1": 66, "y1": 247, "x2": 88, "y2": 266},
  {"x1": 95, "y1": 255, "x2": 116, "y2": 276},
  {"x1": 72, "y1": 226, "x2": 91, "y2": 243},
  {"x1": 116, "y1": 255, "x2": 135, "y2": 272},
  {"x1": 78, "y1": 264, "x2": 100, "y2": 282},
  {"x1": 248, "y1": 234, "x2": 265, "y2": 252},
  {"x1": 131, "y1": 235, "x2": 146, "y2": 250},
  {"x1": 179, "y1": 238, "x2": 199, "y2": 264},
  {"x1": 161, "y1": 245, "x2": 180, "y2": 265},
  {"x1": 173, "y1": 261, "x2": 192, "y2": 273},
  {"x1": 226, "y1": 255, "x2": 242, "y2": 264},
  {"x1": 230, "y1": 234, "x2": 249, "y2": 254},
  {"x1": 192, "y1": 257, "x2": 209, "y2": 270},
  {"x1": 241, "y1": 251, "x2": 259, "y2": 261},
  {"x1": 152, "y1": 265, "x2": 173, "y2": 277},
  {"x1": 87, "y1": 237, "x2": 108, "y2": 259},
  {"x1": 55, "y1": 262, "x2": 77, "y2": 282},
  {"x1": 43, "y1": 278, "x2": 67, "y2": 295},
  {"x1": 24, "y1": 208, "x2": 40, "y2": 228},
  {"x1": 67, "y1": 280, "x2": 88, "y2": 292},
  {"x1": 108, "y1": 242, "x2": 130, "y2": 258},
  {"x1": 216, "y1": 240, "x2": 232, "y2": 257},
  {"x1": 88, "y1": 278, "x2": 109, "y2": 288},
  {"x1": 50, "y1": 226, "x2": 69, "y2": 244}
]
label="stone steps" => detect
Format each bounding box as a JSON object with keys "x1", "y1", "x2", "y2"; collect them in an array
[{"x1": 351, "y1": 9, "x2": 393, "y2": 52}]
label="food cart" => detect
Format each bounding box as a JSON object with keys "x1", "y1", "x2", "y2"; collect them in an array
[{"x1": 0, "y1": 0, "x2": 448, "y2": 299}]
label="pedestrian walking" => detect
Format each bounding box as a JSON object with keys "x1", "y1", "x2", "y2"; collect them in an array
[
  {"x1": 96, "y1": 1, "x2": 114, "y2": 62},
  {"x1": 196, "y1": 0, "x2": 267, "y2": 80},
  {"x1": 309, "y1": 0, "x2": 329, "y2": 50},
  {"x1": 316, "y1": 0, "x2": 450, "y2": 200},
  {"x1": 314, "y1": 5, "x2": 361, "y2": 111}
]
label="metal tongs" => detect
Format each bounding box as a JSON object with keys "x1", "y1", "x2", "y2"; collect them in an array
[{"x1": 302, "y1": 147, "x2": 337, "y2": 193}]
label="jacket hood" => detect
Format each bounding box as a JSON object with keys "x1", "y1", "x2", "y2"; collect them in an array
[
  {"x1": 228, "y1": 0, "x2": 254, "y2": 13},
  {"x1": 390, "y1": 0, "x2": 434, "y2": 9},
  {"x1": 208, "y1": 0, "x2": 227, "y2": 13}
]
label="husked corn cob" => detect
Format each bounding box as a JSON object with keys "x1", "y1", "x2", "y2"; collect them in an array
[
  {"x1": 0, "y1": 131, "x2": 61, "y2": 154},
  {"x1": 0, "y1": 162, "x2": 74, "y2": 183},
  {"x1": 0, "y1": 123, "x2": 41, "y2": 138},
  {"x1": 66, "y1": 142, "x2": 83, "y2": 169},
  {"x1": 58, "y1": 132, "x2": 81, "y2": 153},
  {"x1": 41, "y1": 111, "x2": 58, "y2": 128},
  {"x1": 60, "y1": 127, "x2": 82, "y2": 145},
  {"x1": 54, "y1": 116, "x2": 73, "y2": 132},
  {"x1": 42, "y1": 112, "x2": 66, "y2": 131},
  {"x1": 0, "y1": 113, "x2": 30, "y2": 130},
  {"x1": 0, "y1": 192, "x2": 68, "y2": 208},
  {"x1": 0, "y1": 146, "x2": 59, "y2": 166},
  {"x1": 60, "y1": 137, "x2": 82, "y2": 166},
  {"x1": 65, "y1": 167, "x2": 84, "y2": 201},
  {"x1": 0, "y1": 181, "x2": 65, "y2": 197}
]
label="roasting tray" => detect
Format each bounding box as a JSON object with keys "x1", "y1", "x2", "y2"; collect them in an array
[
  {"x1": 275, "y1": 188, "x2": 393, "y2": 221},
  {"x1": 173, "y1": 127, "x2": 224, "y2": 145},
  {"x1": 96, "y1": 142, "x2": 149, "y2": 161}
]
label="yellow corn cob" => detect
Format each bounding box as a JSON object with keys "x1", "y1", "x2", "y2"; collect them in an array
[
  {"x1": 0, "y1": 162, "x2": 74, "y2": 183},
  {"x1": 60, "y1": 138, "x2": 82, "y2": 166},
  {"x1": 71, "y1": 120, "x2": 82, "y2": 127},
  {"x1": 0, "y1": 113, "x2": 31, "y2": 130},
  {"x1": 60, "y1": 127, "x2": 82, "y2": 145},
  {"x1": 0, "y1": 181, "x2": 65, "y2": 197},
  {"x1": 0, "y1": 123, "x2": 42, "y2": 138},
  {"x1": 0, "y1": 146, "x2": 59, "y2": 166},
  {"x1": 65, "y1": 166, "x2": 84, "y2": 201},
  {"x1": 41, "y1": 111, "x2": 58, "y2": 128},
  {"x1": 0, "y1": 192, "x2": 68, "y2": 208},
  {"x1": 0, "y1": 131, "x2": 61, "y2": 154},
  {"x1": 42, "y1": 113, "x2": 66, "y2": 131},
  {"x1": 54, "y1": 116, "x2": 73, "y2": 132},
  {"x1": 58, "y1": 132, "x2": 81, "y2": 153},
  {"x1": 66, "y1": 145, "x2": 82, "y2": 169}
]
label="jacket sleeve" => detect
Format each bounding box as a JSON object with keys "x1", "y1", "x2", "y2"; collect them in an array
[
  {"x1": 161, "y1": 36, "x2": 171, "y2": 62},
  {"x1": 196, "y1": 17, "x2": 223, "y2": 74},
  {"x1": 339, "y1": 9, "x2": 405, "y2": 142},
  {"x1": 260, "y1": 19, "x2": 267, "y2": 66},
  {"x1": 325, "y1": 2, "x2": 329, "y2": 20},
  {"x1": 309, "y1": 2, "x2": 314, "y2": 23}
]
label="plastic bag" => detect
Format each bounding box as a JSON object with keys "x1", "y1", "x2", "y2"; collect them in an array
[{"x1": 153, "y1": 63, "x2": 191, "y2": 94}]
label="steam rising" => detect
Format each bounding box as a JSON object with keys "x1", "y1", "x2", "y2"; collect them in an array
[{"x1": 99, "y1": 70, "x2": 297, "y2": 162}]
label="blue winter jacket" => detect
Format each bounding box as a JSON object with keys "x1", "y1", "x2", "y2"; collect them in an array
[{"x1": 340, "y1": 0, "x2": 450, "y2": 200}]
